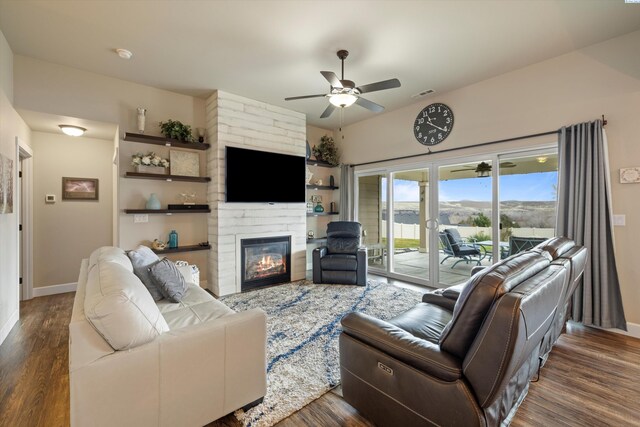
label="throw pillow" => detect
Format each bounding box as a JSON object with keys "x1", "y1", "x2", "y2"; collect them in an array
[
  {"x1": 127, "y1": 245, "x2": 164, "y2": 301},
  {"x1": 149, "y1": 258, "x2": 187, "y2": 303}
]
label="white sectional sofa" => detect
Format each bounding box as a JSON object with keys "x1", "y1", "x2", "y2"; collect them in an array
[{"x1": 69, "y1": 247, "x2": 267, "y2": 427}]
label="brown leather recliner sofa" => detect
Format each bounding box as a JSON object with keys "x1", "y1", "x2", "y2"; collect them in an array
[{"x1": 339, "y1": 237, "x2": 587, "y2": 427}]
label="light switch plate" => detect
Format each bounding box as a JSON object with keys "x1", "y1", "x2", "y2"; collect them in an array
[
  {"x1": 613, "y1": 214, "x2": 625, "y2": 226},
  {"x1": 45, "y1": 194, "x2": 55, "y2": 203},
  {"x1": 134, "y1": 214, "x2": 149, "y2": 223}
]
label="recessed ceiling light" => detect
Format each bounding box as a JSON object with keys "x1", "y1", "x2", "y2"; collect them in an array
[
  {"x1": 59, "y1": 125, "x2": 86, "y2": 137},
  {"x1": 115, "y1": 48, "x2": 133, "y2": 59}
]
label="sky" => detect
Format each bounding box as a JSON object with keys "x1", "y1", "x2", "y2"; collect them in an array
[{"x1": 386, "y1": 171, "x2": 558, "y2": 202}]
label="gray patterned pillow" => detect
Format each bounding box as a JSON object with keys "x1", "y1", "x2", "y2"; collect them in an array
[
  {"x1": 148, "y1": 258, "x2": 187, "y2": 303},
  {"x1": 127, "y1": 245, "x2": 163, "y2": 301}
]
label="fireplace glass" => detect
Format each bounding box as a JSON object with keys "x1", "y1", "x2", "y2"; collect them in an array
[{"x1": 241, "y1": 236, "x2": 291, "y2": 291}]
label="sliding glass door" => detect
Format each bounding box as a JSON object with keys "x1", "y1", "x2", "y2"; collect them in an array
[{"x1": 354, "y1": 147, "x2": 559, "y2": 288}]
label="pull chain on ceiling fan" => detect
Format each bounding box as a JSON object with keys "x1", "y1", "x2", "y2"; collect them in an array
[{"x1": 285, "y1": 50, "x2": 401, "y2": 118}]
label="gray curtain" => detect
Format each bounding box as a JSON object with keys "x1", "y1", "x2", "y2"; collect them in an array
[
  {"x1": 339, "y1": 164, "x2": 353, "y2": 221},
  {"x1": 557, "y1": 119, "x2": 627, "y2": 330}
]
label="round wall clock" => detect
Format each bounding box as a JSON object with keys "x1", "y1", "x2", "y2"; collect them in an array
[{"x1": 414, "y1": 103, "x2": 454, "y2": 146}]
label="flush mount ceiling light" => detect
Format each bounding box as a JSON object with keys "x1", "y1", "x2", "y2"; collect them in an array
[
  {"x1": 537, "y1": 156, "x2": 548, "y2": 163},
  {"x1": 115, "y1": 48, "x2": 133, "y2": 59},
  {"x1": 59, "y1": 125, "x2": 86, "y2": 137}
]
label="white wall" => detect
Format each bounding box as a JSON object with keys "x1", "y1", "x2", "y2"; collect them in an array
[
  {"x1": 13, "y1": 55, "x2": 209, "y2": 283},
  {"x1": 31, "y1": 132, "x2": 113, "y2": 289},
  {"x1": 0, "y1": 29, "x2": 30, "y2": 346},
  {"x1": 340, "y1": 30, "x2": 640, "y2": 328}
]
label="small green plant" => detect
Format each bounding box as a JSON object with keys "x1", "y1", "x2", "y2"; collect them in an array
[
  {"x1": 312, "y1": 135, "x2": 340, "y2": 166},
  {"x1": 471, "y1": 213, "x2": 491, "y2": 227},
  {"x1": 159, "y1": 119, "x2": 194, "y2": 142}
]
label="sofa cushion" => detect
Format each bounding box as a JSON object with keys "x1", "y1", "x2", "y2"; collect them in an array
[
  {"x1": 127, "y1": 245, "x2": 163, "y2": 301},
  {"x1": 320, "y1": 254, "x2": 358, "y2": 271},
  {"x1": 149, "y1": 258, "x2": 187, "y2": 303},
  {"x1": 84, "y1": 259, "x2": 169, "y2": 351},
  {"x1": 162, "y1": 299, "x2": 235, "y2": 330},
  {"x1": 388, "y1": 303, "x2": 452, "y2": 344},
  {"x1": 156, "y1": 284, "x2": 214, "y2": 314},
  {"x1": 89, "y1": 246, "x2": 133, "y2": 273},
  {"x1": 439, "y1": 250, "x2": 551, "y2": 359},
  {"x1": 535, "y1": 236, "x2": 574, "y2": 259}
]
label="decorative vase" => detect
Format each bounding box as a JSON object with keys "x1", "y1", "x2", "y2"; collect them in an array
[
  {"x1": 146, "y1": 193, "x2": 161, "y2": 210},
  {"x1": 306, "y1": 140, "x2": 311, "y2": 160},
  {"x1": 330, "y1": 175, "x2": 335, "y2": 187},
  {"x1": 306, "y1": 167, "x2": 313, "y2": 184},
  {"x1": 137, "y1": 107, "x2": 147, "y2": 133},
  {"x1": 168, "y1": 230, "x2": 178, "y2": 249},
  {"x1": 314, "y1": 202, "x2": 324, "y2": 213}
]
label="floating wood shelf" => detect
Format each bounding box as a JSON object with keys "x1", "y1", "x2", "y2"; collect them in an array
[
  {"x1": 124, "y1": 172, "x2": 211, "y2": 183},
  {"x1": 124, "y1": 209, "x2": 211, "y2": 214},
  {"x1": 123, "y1": 132, "x2": 210, "y2": 150},
  {"x1": 306, "y1": 185, "x2": 339, "y2": 191},
  {"x1": 152, "y1": 244, "x2": 211, "y2": 254},
  {"x1": 307, "y1": 237, "x2": 327, "y2": 244},
  {"x1": 306, "y1": 211, "x2": 339, "y2": 217},
  {"x1": 306, "y1": 159, "x2": 336, "y2": 168}
]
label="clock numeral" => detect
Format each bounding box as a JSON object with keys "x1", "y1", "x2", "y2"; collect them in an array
[
  {"x1": 429, "y1": 106, "x2": 435, "y2": 113},
  {"x1": 417, "y1": 132, "x2": 422, "y2": 138},
  {"x1": 417, "y1": 118, "x2": 424, "y2": 124},
  {"x1": 437, "y1": 106, "x2": 441, "y2": 112},
  {"x1": 423, "y1": 136, "x2": 428, "y2": 143},
  {"x1": 446, "y1": 117, "x2": 451, "y2": 124},
  {"x1": 430, "y1": 137, "x2": 435, "y2": 143},
  {"x1": 443, "y1": 111, "x2": 448, "y2": 116},
  {"x1": 438, "y1": 133, "x2": 443, "y2": 140}
]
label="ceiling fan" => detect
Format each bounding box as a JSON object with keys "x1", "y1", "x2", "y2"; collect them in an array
[
  {"x1": 451, "y1": 161, "x2": 517, "y2": 177},
  {"x1": 284, "y1": 49, "x2": 401, "y2": 118}
]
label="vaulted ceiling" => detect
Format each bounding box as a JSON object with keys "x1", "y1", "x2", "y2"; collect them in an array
[{"x1": 1, "y1": 0, "x2": 640, "y2": 128}]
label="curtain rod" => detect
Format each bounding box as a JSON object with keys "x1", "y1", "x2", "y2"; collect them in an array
[{"x1": 350, "y1": 115, "x2": 607, "y2": 168}]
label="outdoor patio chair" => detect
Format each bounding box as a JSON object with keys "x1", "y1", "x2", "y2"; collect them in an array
[
  {"x1": 439, "y1": 229, "x2": 483, "y2": 268},
  {"x1": 508, "y1": 236, "x2": 547, "y2": 256}
]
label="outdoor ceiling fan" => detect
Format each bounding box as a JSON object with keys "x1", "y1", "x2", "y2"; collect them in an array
[
  {"x1": 451, "y1": 161, "x2": 517, "y2": 177},
  {"x1": 284, "y1": 49, "x2": 401, "y2": 118}
]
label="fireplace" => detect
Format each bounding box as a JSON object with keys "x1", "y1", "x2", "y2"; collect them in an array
[{"x1": 240, "y1": 236, "x2": 291, "y2": 291}]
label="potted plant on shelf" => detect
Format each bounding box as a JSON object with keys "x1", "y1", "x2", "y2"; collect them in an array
[
  {"x1": 159, "y1": 119, "x2": 195, "y2": 143},
  {"x1": 312, "y1": 135, "x2": 340, "y2": 166},
  {"x1": 132, "y1": 152, "x2": 170, "y2": 174}
]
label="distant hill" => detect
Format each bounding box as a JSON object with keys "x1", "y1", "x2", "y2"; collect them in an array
[{"x1": 382, "y1": 200, "x2": 556, "y2": 228}]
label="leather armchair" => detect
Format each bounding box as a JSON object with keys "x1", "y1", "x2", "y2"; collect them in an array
[{"x1": 313, "y1": 221, "x2": 367, "y2": 286}]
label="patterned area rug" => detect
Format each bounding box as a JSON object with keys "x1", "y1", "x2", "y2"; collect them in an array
[{"x1": 220, "y1": 279, "x2": 422, "y2": 427}]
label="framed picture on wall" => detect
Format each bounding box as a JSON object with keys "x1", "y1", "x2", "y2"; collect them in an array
[{"x1": 62, "y1": 177, "x2": 99, "y2": 200}]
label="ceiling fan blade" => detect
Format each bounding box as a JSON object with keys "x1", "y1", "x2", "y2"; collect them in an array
[
  {"x1": 355, "y1": 96, "x2": 384, "y2": 113},
  {"x1": 500, "y1": 162, "x2": 517, "y2": 168},
  {"x1": 320, "y1": 103, "x2": 336, "y2": 118},
  {"x1": 320, "y1": 71, "x2": 342, "y2": 89},
  {"x1": 451, "y1": 168, "x2": 473, "y2": 173},
  {"x1": 356, "y1": 78, "x2": 401, "y2": 94},
  {"x1": 284, "y1": 94, "x2": 327, "y2": 101}
]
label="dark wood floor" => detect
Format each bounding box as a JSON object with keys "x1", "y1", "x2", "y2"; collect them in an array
[{"x1": 2, "y1": 292, "x2": 640, "y2": 427}]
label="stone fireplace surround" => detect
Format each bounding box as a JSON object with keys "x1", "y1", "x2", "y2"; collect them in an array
[{"x1": 207, "y1": 91, "x2": 307, "y2": 296}]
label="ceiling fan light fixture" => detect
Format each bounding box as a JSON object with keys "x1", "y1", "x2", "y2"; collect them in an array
[
  {"x1": 59, "y1": 124, "x2": 86, "y2": 137},
  {"x1": 329, "y1": 93, "x2": 357, "y2": 108},
  {"x1": 477, "y1": 170, "x2": 491, "y2": 178}
]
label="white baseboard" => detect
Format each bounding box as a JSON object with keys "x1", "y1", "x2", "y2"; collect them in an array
[
  {"x1": 32, "y1": 282, "x2": 77, "y2": 297},
  {"x1": 0, "y1": 309, "x2": 19, "y2": 347},
  {"x1": 590, "y1": 322, "x2": 640, "y2": 339}
]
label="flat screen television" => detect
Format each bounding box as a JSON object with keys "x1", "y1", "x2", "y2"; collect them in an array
[{"x1": 225, "y1": 146, "x2": 306, "y2": 203}]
